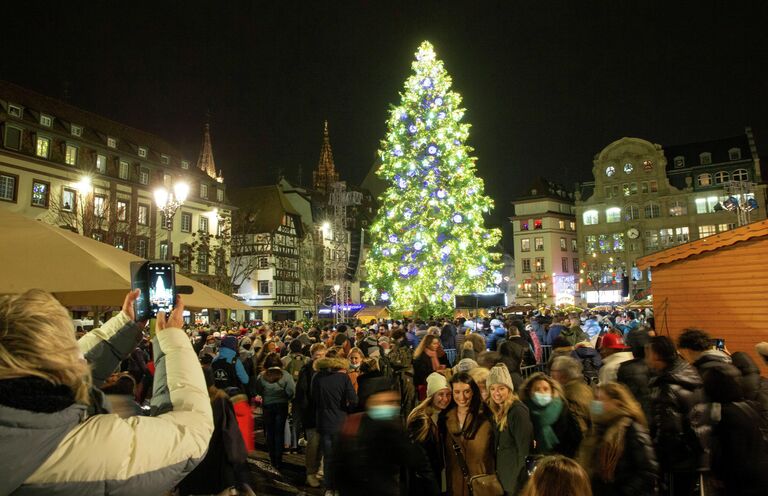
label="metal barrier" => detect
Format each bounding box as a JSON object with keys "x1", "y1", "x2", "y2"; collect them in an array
[{"x1": 445, "y1": 348, "x2": 457, "y2": 366}]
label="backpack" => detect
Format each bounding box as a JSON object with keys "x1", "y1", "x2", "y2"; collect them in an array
[
  {"x1": 284, "y1": 353, "x2": 309, "y2": 382},
  {"x1": 212, "y1": 356, "x2": 241, "y2": 391}
]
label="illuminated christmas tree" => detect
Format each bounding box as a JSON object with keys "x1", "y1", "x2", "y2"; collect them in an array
[{"x1": 366, "y1": 41, "x2": 501, "y2": 316}]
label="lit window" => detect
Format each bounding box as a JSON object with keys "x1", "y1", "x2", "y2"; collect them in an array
[
  {"x1": 630, "y1": 183, "x2": 638, "y2": 195},
  {"x1": 660, "y1": 228, "x2": 674, "y2": 246},
  {"x1": 649, "y1": 181, "x2": 658, "y2": 193},
  {"x1": 560, "y1": 237, "x2": 567, "y2": 250},
  {"x1": 31, "y1": 180, "x2": 49, "y2": 208},
  {"x1": 159, "y1": 242, "x2": 169, "y2": 260},
  {"x1": 107, "y1": 137, "x2": 117, "y2": 148},
  {"x1": 558, "y1": 220, "x2": 565, "y2": 230},
  {"x1": 139, "y1": 168, "x2": 149, "y2": 185},
  {"x1": 698, "y1": 225, "x2": 716, "y2": 238},
  {"x1": 35, "y1": 137, "x2": 50, "y2": 158},
  {"x1": 137, "y1": 204, "x2": 149, "y2": 225},
  {"x1": 138, "y1": 147, "x2": 147, "y2": 158},
  {"x1": 731, "y1": 169, "x2": 749, "y2": 182},
  {"x1": 605, "y1": 165, "x2": 616, "y2": 177},
  {"x1": 699, "y1": 152, "x2": 712, "y2": 165},
  {"x1": 200, "y1": 183, "x2": 208, "y2": 198},
  {"x1": 0, "y1": 174, "x2": 17, "y2": 202},
  {"x1": 697, "y1": 173, "x2": 712, "y2": 186},
  {"x1": 669, "y1": 200, "x2": 687, "y2": 216},
  {"x1": 676, "y1": 227, "x2": 690, "y2": 243},
  {"x1": 520, "y1": 221, "x2": 529, "y2": 231},
  {"x1": 613, "y1": 233, "x2": 625, "y2": 251},
  {"x1": 623, "y1": 183, "x2": 630, "y2": 196},
  {"x1": 7, "y1": 104, "x2": 23, "y2": 118},
  {"x1": 136, "y1": 239, "x2": 148, "y2": 258},
  {"x1": 40, "y1": 114, "x2": 52, "y2": 127},
  {"x1": 119, "y1": 160, "x2": 129, "y2": 180},
  {"x1": 583, "y1": 210, "x2": 599, "y2": 225},
  {"x1": 694, "y1": 196, "x2": 719, "y2": 214},
  {"x1": 96, "y1": 154, "x2": 107, "y2": 174},
  {"x1": 62, "y1": 188, "x2": 76, "y2": 212},
  {"x1": 623, "y1": 163, "x2": 633, "y2": 174},
  {"x1": 714, "y1": 171, "x2": 729, "y2": 184},
  {"x1": 569, "y1": 221, "x2": 575, "y2": 230},
  {"x1": 644, "y1": 203, "x2": 660, "y2": 218},
  {"x1": 71, "y1": 124, "x2": 83, "y2": 137},
  {"x1": 606, "y1": 207, "x2": 621, "y2": 223},
  {"x1": 571, "y1": 239, "x2": 578, "y2": 252},
  {"x1": 93, "y1": 195, "x2": 106, "y2": 217},
  {"x1": 521, "y1": 239, "x2": 530, "y2": 252},
  {"x1": 116, "y1": 200, "x2": 129, "y2": 221},
  {"x1": 199, "y1": 216, "x2": 209, "y2": 234},
  {"x1": 65, "y1": 144, "x2": 78, "y2": 165},
  {"x1": 533, "y1": 219, "x2": 543, "y2": 230},
  {"x1": 644, "y1": 230, "x2": 659, "y2": 249},
  {"x1": 728, "y1": 148, "x2": 742, "y2": 161},
  {"x1": 534, "y1": 237, "x2": 544, "y2": 251},
  {"x1": 718, "y1": 223, "x2": 735, "y2": 232},
  {"x1": 181, "y1": 212, "x2": 192, "y2": 232},
  {"x1": 624, "y1": 205, "x2": 640, "y2": 221},
  {"x1": 217, "y1": 188, "x2": 224, "y2": 202},
  {"x1": 258, "y1": 280, "x2": 270, "y2": 295},
  {"x1": 535, "y1": 258, "x2": 545, "y2": 272},
  {"x1": 161, "y1": 154, "x2": 170, "y2": 165},
  {"x1": 585, "y1": 235, "x2": 597, "y2": 253},
  {"x1": 181, "y1": 160, "x2": 189, "y2": 169}
]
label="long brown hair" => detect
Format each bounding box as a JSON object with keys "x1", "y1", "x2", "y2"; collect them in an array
[
  {"x1": 414, "y1": 334, "x2": 443, "y2": 359},
  {"x1": 521, "y1": 455, "x2": 592, "y2": 496},
  {"x1": 261, "y1": 352, "x2": 283, "y2": 383}
]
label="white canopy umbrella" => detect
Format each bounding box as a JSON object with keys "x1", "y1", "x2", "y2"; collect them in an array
[{"x1": 0, "y1": 209, "x2": 252, "y2": 310}]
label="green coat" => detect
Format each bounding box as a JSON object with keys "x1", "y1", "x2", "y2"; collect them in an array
[{"x1": 493, "y1": 401, "x2": 534, "y2": 495}]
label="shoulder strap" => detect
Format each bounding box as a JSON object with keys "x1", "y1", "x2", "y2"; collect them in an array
[{"x1": 446, "y1": 429, "x2": 471, "y2": 480}]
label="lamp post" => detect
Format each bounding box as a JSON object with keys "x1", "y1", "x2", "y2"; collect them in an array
[
  {"x1": 333, "y1": 283, "x2": 341, "y2": 326},
  {"x1": 154, "y1": 181, "x2": 189, "y2": 261}
]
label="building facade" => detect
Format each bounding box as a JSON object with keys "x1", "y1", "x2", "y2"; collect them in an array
[
  {"x1": 575, "y1": 129, "x2": 766, "y2": 304},
  {"x1": 511, "y1": 178, "x2": 579, "y2": 307},
  {"x1": 0, "y1": 80, "x2": 232, "y2": 294}
]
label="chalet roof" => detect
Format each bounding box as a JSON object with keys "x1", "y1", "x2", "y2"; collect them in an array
[
  {"x1": 227, "y1": 185, "x2": 303, "y2": 236},
  {"x1": 637, "y1": 219, "x2": 768, "y2": 270},
  {"x1": 514, "y1": 177, "x2": 574, "y2": 203}
]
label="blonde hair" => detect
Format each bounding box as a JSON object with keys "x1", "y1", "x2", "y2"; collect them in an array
[
  {"x1": 0, "y1": 289, "x2": 91, "y2": 404},
  {"x1": 487, "y1": 384, "x2": 519, "y2": 431},
  {"x1": 597, "y1": 382, "x2": 648, "y2": 427},
  {"x1": 467, "y1": 366, "x2": 489, "y2": 387},
  {"x1": 522, "y1": 455, "x2": 592, "y2": 496},
  {"x1": 518, "y1": 372, "x2": 566, "y2": 403},
  {"x1": 407, "y1": 396, "x2": 439, "y2": 442}
]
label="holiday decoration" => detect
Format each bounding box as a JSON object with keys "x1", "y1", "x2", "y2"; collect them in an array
[{"x1": 365, "y1": 41, "x2": 501, "y2": 316}]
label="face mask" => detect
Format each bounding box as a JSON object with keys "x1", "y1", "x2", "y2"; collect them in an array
[
  {"x1": 590, "y1": 400, "x2": 604, "y2": 416},
  {"x1": 367, "y1": 405, "x2": 399, "y2": 421},
  {"x1": 350, "y1": 363, "x2": 360, "y2": 370},
  {"x1": 532, "y1": 392, "x2": 553, "y2": 407}
]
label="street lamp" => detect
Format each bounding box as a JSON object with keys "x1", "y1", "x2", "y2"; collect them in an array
[
  {"x1": 154, "y1": 181, "x2": 189, "y2": 260},
  {"x1": 333, "y1": 284, "x2": 341, "y2": 325}
]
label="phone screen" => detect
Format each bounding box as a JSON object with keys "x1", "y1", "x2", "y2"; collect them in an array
[{"x1": 148, "y1": 263, "x2": 176, "y2": 317}]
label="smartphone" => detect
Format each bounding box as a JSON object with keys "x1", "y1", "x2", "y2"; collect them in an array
[
  {"x1": 131, "y1": 261, "x2": 176, "y2": 321},
  {"x1": 711, "y1": 338, "x2": 725, "y2": 351}
]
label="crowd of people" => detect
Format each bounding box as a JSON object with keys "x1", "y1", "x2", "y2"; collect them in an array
[{"x1": 1, "y1": 290, "x2": 768, "y2": 496}]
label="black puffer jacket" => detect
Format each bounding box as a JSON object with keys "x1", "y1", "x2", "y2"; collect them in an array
[
  {"x1": 617, "y1": 358, "x2": 651, "y2": 420},
  {"x1": 731, "y1": 352, "x2": 768, "y2": 423},
  {"x1": 648, "y1": 359, "x2": 706, "y2": 473},
  {"x1": 692, "y1": 349, "x2": 734, "y2": 378},
  {"x1": 586, "y1": 420, "x2": 658, "y2": 496}
]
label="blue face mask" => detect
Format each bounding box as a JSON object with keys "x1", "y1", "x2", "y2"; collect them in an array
[
  {"x1": 590, "y1": 400, "x2": 604, "y2": 416},
  {"x1": 532, "y1": 392, "x2": 553, "y2": 407},
  {"x1": 367, "y1": 405, "x2": 399, "y2": 421}
]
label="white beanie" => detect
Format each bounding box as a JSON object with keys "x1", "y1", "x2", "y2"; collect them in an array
[
  {"x1": 426, "y1": 372, "x2": 449, "y2": 398},
  {"x1": 487, "y1": 363, "x2": 514, "y2": 391},
  {"x1": 453, "y1": 358, "x2": 479, "y2": 374}
]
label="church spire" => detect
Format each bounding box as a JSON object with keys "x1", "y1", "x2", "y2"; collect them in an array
[
  {"x1": 313, "y1": 120, "x2": 340, "y2": 193},
  {"x1": 197, "y1": 122, "x2": 218, "y2": 179}
]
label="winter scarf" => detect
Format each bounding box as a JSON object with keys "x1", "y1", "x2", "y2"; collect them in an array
[
  {"x1": 527, "y1": 397, "x2": 564, "y2": 453},
  {"x1": 577, "y1": 408, "x2": 632, "y2": 482},
  {"x1": 424, "y1": 348, "x2": 441, "y2": 372}
]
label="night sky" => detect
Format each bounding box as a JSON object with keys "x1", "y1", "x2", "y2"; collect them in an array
[{"x1": 4, "y1": 1, "x2": 768, "y2": 246}]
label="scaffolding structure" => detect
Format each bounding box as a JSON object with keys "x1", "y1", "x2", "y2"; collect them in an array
[{"x1": 328, "y1": 181, "x2": 361, "y2": 324}]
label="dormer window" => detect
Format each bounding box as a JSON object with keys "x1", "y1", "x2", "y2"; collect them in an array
[
  {"x1": 673, "y1": 156, "x2": 685, "y2": 168},
  {"x1": 107, "y1": 136, "x2": 117, "y2": 148},
  {"x1": 138, "y1": 146, "x2": 147, "y2": 158},
  {"x1": 71, "y1": 124, "x2": 83, "y2": 137},
  {"x1": 7, "y1": 104, "x2": 23, "y2": 118},
  {"x1": 699, "y1": 152, "x2": 712, "y2": 165},
  {"x1": 160, "y1": 154, "x2": 170, "y2": 165},
  {"x1": 728, "y1": 148, "x2": 741, "y2": 160},
  {"x1": 40, "y1": 114, "x2": 52, "y2": 127},
  {"x1": 181, "y1": 160, "x2": 189, "y2": 169}
]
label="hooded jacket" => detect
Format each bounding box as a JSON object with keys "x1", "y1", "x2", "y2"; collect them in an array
[
  {"x1": 0, "y1": 312, "x2": 213, "y2": 495},
  {"x1": 731, "y1": 352, "x2": 768, "y2": 422},
  {"x1": 311, "y1": 357, "x2": 358, "y2": 434},
  {"x1": 485, "y1": 325, "x2": 507, "y2": 352}
]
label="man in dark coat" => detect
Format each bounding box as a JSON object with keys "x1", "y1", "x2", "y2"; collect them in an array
[
  {"x1": 617, "y1": 327, "x2": 651, "y2": 420},
  {"x1": 311, "y1": 356, "x2": 358, "y2": 493},
  {"x1": 294, "y1": 343, "x2": 326, "y2": 488}
]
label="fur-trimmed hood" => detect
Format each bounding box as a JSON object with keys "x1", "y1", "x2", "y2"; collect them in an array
[{"x1": 314, "y1": 357, "x2": 350, "y2": 371}]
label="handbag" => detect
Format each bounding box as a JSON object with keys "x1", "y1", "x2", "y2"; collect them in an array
[{"x1": 448, "y1": 430, "x2": 504, "y2": 496}]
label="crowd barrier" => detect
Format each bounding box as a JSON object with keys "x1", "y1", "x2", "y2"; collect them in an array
[{"x1": 442, "y1": 344, "x2": 553, "y2": 377}]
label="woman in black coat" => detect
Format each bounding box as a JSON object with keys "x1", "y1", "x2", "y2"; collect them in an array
[
  {"x1": 577, "y1": 382, "x2": 657, "y2": 496},
  {"x1": 412, "y1": 335, "x2": 450, "y2": 398}
]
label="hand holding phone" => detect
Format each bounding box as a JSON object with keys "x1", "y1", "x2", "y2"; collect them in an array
[{"x1": 157, "y1": 295, "x2": 184, "y2": 331}]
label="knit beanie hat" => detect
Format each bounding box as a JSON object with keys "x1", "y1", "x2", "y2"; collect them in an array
[
  {"x1": 756, "y1": 342, "x2": 768, "y2": 364},
  {"x1": 487, "y1": 363, "x2": 514, "y2": 391},
  {"x1": 426, "y1": 372, "x2": 450, "y2": 398},
  {"x1": 453, "y1": 358, "x2": 479, "y2": 374},
  {"x1": 221, "y1": 336, "x2": 238, "y2": 351}
]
